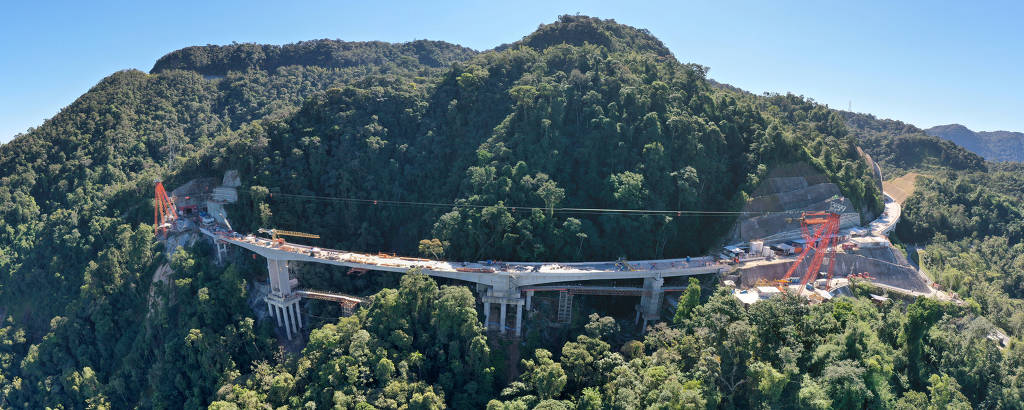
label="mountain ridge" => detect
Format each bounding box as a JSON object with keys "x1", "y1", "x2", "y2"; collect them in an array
[
  {"x1": 925, "y1": 123, "x2": 1024, "y2": 162},
  {"x1": 150, "y1": 39, "x2": 479, "y2": 75}
]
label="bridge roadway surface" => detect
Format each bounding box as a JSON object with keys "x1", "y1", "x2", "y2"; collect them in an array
[{"x1": 204, "y1": 229, "x2": 730, "y2": 289}]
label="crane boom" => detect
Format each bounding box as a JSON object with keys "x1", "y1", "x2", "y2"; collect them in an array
[{"x1": 258, "y1": 228, "x2": 320, "y2": 241}]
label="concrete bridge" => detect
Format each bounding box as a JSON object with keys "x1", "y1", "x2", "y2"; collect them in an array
[
  {"x1": 201, "y1": 228, "x2": 729, "y2": 338},
  {"x1": 196, "y1": 188, "x2": 900, "y2": 339}
]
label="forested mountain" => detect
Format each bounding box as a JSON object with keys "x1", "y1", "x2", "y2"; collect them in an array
[
  {"x1": 0, "y1": 14, "x2": 1021, "y2": 409},
  {"x1": 840, "y1": 111, "x2": 987, "y2": 177},
  {"x1": 926, "y1": 123, "x2": 1024, "y2": 162},
  {"x1": 152, "y1": 39, "x2": 478, "y2": 76},
  {"x1": 200, "y1": 25, "x2": 881, "y2": 262},
  {"x1": 0, "y1": 37, "x2": 477, "y2": 408}
]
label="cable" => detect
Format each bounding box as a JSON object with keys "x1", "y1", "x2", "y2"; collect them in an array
[{"x1": 236, "y1": 187, "x2": 806, "y2": 217}]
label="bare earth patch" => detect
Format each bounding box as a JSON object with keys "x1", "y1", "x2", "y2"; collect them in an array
[{"x1": 883, "y1": 172, "x2": 921, "y2": 204}]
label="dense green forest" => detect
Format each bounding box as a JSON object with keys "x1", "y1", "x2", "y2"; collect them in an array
[
  {"x1": 0, "y1": 14, "x2": 1021, "y2": 408},
  {"x1": 202, "y1": 23, "x2": 882, "y2": 261}
]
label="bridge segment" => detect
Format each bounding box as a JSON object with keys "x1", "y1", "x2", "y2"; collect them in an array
[{"x1": 203, "y1": 229, "x2": 729, "y2": 338}]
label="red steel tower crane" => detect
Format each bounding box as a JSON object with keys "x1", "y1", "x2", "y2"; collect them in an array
[
  {"x1": 778, "y1": 212, "x2": 841, "y2": 292},
  {"x1": 154, "y1": 180, "x2": 177, "y2": 236}
]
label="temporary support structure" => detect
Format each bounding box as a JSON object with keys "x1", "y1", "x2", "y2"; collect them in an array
[
  {"x1": 557, "y1": 290, "x2": 573, "y2": 323},
  {"x1": 154, "y1": 181, "x2": 177, "y2": 236},
  {"x1": 779, "y1": 212, "x2": 841, "y2": 291}
]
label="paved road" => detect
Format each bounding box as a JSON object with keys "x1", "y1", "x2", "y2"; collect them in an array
[{"x1": 869, "y1": 194, "x2": 901, "y2": 235}]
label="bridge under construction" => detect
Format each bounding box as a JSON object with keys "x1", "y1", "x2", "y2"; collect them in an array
[
  {"x1": 200, "y1": 226, "x2": 728, "y2": 339},
  {"x1": 157, "y1": 173, "x2": 906, "y2": 340}
]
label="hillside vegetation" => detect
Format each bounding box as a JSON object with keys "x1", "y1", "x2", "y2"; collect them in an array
[
  {"x1": 0, "y1": 14, "x2": 1020, "y2": 409},
  {"x1": 200, "y1": 25, "x2": 881, "y2": 262},
  {"x1": 841, "y1": 111, "x2": 987, "y2": 177}
]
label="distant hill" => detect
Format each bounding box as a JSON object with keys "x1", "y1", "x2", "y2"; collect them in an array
[
  {"x1": 839, "y1": 112, "x2": 986, "y2": 176},
  {"x1": 926, "y1": 123, "x2": 1024, "y2": 162}
]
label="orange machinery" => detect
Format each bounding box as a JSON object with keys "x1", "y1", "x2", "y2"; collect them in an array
[
  {"x1": 154, "y1": 180, "x2": 177, "y2": 236},
  {"x1": 777, "y1": 212, "x2": 841, "y2": 292}
]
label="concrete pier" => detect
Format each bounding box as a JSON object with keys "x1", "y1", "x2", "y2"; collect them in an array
[
  {"x1": 264, "y1": 258, "x2": 304, "y2": 340},
  {"x1": 637, "y1": 276, "x2": 665, "y2": 329}
]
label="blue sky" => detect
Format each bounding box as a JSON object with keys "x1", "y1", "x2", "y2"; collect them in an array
[{"x1": 2, "y1": 0, "x2": 1022, "y2": 143}]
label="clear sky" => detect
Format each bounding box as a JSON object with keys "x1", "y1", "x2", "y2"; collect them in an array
[{"x1": 2, "y1": 0, "x2": 1022, "y2": 143}]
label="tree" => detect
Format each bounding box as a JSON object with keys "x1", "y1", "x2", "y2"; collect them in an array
[
  {"x1": 673, "y1": 277, "x2": 701, "y2": 324},
  {"x1": 535, "y1": 179, "x2": 565, "y2": 216},
  {"x1": 521, "y1": 349, "x2": 566, "y2": 400},
  {"x1": 747, "y1": 361, "x2": 788, "y2": 407},
  {"x1": 926, "y1": 373, "x2": 970, "y2": 410},
  {"x1": 904, "y1": 298, "x2": 946, "y2": 388},
  {"x1": 821, "y1": 360, "x2": 870, "y2": 409},
  {"x1": 797, "y1": 375, "x2": 832, "y2": 410},
  {"x1": 578, "y1": 387, "x2": 602, "y2": 410},
  {"x1": 418, "y1": 238, "x2": 446, "y2": 259}
]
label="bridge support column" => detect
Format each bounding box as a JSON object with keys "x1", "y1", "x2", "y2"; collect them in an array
[
  {"x1": 266, "y1": 293, "x2": 301, "y2": 340},
  {"x1": 557, "y1": 291, "x2": 573, "y2": 323},
  {"x1": 282, "y1": 306, "x2": 293, "y2": 340},
  {"x1": 483, "y1": 302, "x2": 491, "y2": 331},
  {"x1": 525, "y1": 291, "x2": 534, "y2": 311},
  {"x1": 638, "y1": 276, "x2": 665, "y2": 330},
  {"x1": 481, "y1": 286, "x2": 525, "y2": 337},
  {"x1": 499, "y1": 303, "x2": 507, "y2": 335},
  {"x1": 216, "y1": 240, "x2": 228, "y2": 263},
  {"x1": 515, "y1": 303, "x2": 523, "y2": 337}
]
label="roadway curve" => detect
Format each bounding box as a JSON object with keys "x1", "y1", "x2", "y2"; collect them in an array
[
  {"x1": 200, "y1": 190, "x2": 898, "y2": 290},
  {"x1": 869, "y1": 193, "x2": 901, "y2": 236},
  {"x1": 204, "y1": 228, "x2": 730, "y2": 289}
]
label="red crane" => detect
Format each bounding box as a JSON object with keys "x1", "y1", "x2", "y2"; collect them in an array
[
  {"x1": 154, "y1": 180, "x2": 177, "y2": 236},
  {"x1": 778, "y1": 212, "x2": 841, "y2": 292}
]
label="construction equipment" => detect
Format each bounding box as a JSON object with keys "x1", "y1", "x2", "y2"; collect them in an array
[
  {"x1": 257, "y1": 228, "x2": 320, "y2": 243},
  {"x1": 154, "y1": 181, "x2": 178, "y2": 236},
  {"x1": 779, "y1": 212, "x2": 841, "y2": 293},
  {"x1": 849, "y1": 272, "x2": 875, "y2": 280}
]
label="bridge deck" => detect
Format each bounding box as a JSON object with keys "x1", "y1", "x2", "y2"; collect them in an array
[{"x1": 200, "y1": 228, "x2": 729, "y2": 287}]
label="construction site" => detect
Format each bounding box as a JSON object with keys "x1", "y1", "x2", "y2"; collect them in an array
[{"x1": 152, "y1": 163, "x2": 952, "y2": 343}]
